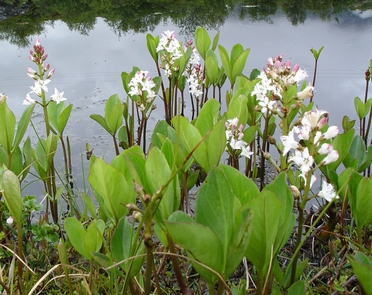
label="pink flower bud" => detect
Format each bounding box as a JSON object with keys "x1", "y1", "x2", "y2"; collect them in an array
[
  {"x1": 293, "y1": 64, "x2": 300, "y2": 73},
  {"x1": 47, "y1": 68, "x2": 55, "y2": 79},
  {"x1": 317, "y1": 117, "x2": 328, "y2": 129},
  {"x1": 44, "y1": 63, "x2": 50, "y2": 71}
]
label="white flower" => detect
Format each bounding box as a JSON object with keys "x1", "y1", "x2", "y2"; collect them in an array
[
  {"x1": 296, "y1": 85, "x2": 314, "y2": 100},
  {"x1": 241, "y1": 145, "x2": 253, "y2": 159},
  {"x1": 280, "y1": 130, "x2": 299, "y2": 155},
  {"x1": 50, "y1": 88, "x2": 67, "y2": 104},
  {"x1": 227, "y1": 117, "x2": 239, "y2": 128},
  {"x1": 289, "y1": 147, "x2": 314, "y2": 175},
  {"x1": 229, "y1": 138, "x2": 246, "y2": 150},
  {"x1": 23, "y1": 93, "x2": 36, "y2": 105},
  {"x1": 30, "y1": 79, "x2": 51, "y2": 96},
  {"x1": 292, "y1": 68, "x2": 308, "y2": 84},
  {"x1": 318, "y1": 181, "x2": 339, "y2": 202},
  {"x1": 301, "y1": 109, "x2": 328, "y2": 129},
  {"x1": 258, "y1": 96, "x2": 277, "y2": 115},
  {"x1": 299, "y1": 173, "x2": 316, "y2": 189},
  {"x1": 293, "y1": 125, "x2": 310, "y2": 141},
  {"x1": 128, "y1": 70, "x2": 157, "y2": 100}
]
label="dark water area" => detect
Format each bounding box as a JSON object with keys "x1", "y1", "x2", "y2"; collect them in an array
[{"x1": 1, "y1": 0, "x2": 372, "y2": 198}]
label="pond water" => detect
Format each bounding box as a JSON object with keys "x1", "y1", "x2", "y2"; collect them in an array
[{"x1": 1, "y1": 2, "x2": 372, "y2": 196}]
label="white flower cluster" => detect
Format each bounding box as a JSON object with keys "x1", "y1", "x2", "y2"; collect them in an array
[
  {"x1": 280, "y1": 109, "x2": 340, "y2": 202},
  {"x1": 225, "y1": 117, "x2": 253, "y2": 159},
  {"x1": 252, "y1": 54, "x2": 314, "y2": 115},
  {"x1": 156, "y1": 30, "x2": 182, "y2": 78},
  {"x1": 128, "y1": 70, "x2": 157, "y2": 111},
  {"x1": 185, "y1": 44, "x2": 204, "y2": 97},
  {"x1": 24, "y1": 38, "x2": 66, "y2": 105}
]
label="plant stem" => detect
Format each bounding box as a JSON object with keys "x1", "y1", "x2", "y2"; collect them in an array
[
  {"x1": 167, "y1": 235, "x2": 192, "y2": 294},
  {"x1": 16, "y1": 221, "x2": 23, "y2": 289},
  {"x1": 290, "y1": 172, "x2": 311, "y2": 285},
  {"x1": 259, "y1": 116, "x2": 270, "y2": 190},
  {"x1": 112, "y1": 133, "x2": 120, "y2": 156}
]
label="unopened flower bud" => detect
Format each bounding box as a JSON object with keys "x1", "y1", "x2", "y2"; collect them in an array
[
  {"x1": 44, "y1": 63, "x2": 50, "y2": 71},
  {"x1": 263, "y1": 151, "x2": 271, "y2": 159},
  {"x1": 47, "y1": 68, "x2": 55, "y2": 79},
  {"x1": 143, "y1": 194, "x2": 151, "y2": 202},
  {"x1": 289, "y1": 185, "x2": 301, "y2": 198},
  {"x1": 6, "y1": 216, "x2": 14, "y2": 226},
  {"x1": 322, "y1": 150, "x2": 339, "y2": 165},
  {"x1": 126, "y1": 203, "x2": 138, "y2": 211},
  {"x1": 132, "y1": 211, "x2": 142, "y2": 221},
  {"x1": 268, "y1": 136, "x2": 276, "y2": 145},
  {"x1": 323, "y1": 126, "x2": 339, "y2": 139},
  {"x1": 317, "y1": 117, "x2": 328, "y2": 129}
]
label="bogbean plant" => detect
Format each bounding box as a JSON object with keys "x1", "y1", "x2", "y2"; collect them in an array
[{"x1": 1, "y1": 28, "x2": 372, "y2": 294}]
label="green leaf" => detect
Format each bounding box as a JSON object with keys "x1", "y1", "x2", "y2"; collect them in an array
[
  {"x1": 48, "y1": 102, "x2": 73, "y2": 135},
  {"x1": 225, "y1": 94, "x2": 248, "y2": 125},
  {"x1": 219, "y1": 164, "x2": 259, "y2": 205},
  {"x1": 1, "y1": 169, "x2": 22, "y2": 224},
  {"x1": 195, "y1": 26, "x2": 211, "y2": 60},
  {"x1": 145, "y1": 146, "x2": 180, "y2": 222},
  {"x1": 244, "y1": 191, "x2": 283, "y2": 278},
  {"x1": 88, "y1": 158, "x2": 133, "y2": 224},
  {"x1": 288, "y1": 280, "x2": 305, "y2": 295},
  {"x1": 171, "y1": 115, "x2": 209, "y2": 172},
  {"x1": 13, "y1": 104, "x2": 35, "y2": 151},
  {"x1": 165, "y1": 211, "x2": 224, "y2": 284},
  {"x1": 355, "y1": 177, "x2": 372, "y2": 228},
  {"x1": 211, "y1": 31, "x2": 220, "y2": 51},
  {"x1": 111, "y1": 217, "x2": 144, "y2": 278},
  {"x1": 205, "y1": 120, "x2": 226, "y2": 169},
  {"x1": 104, "y1": 94, "x2": 124, "y2": 135},
  {"x1": 218, "y1": 45, "x2": 231, "y2": 84},
  {"x1": 205, "y1": 51, "x2": 219, "y2": 86},
  {"x1": 65, "y1": 217, "x2": 87, "y2": 259},
  {"x1": 84, "y1": 219, "x2": 105, "y2": 260},
  {"x1": 21, "y1": 137, "x2": 32, "y2": 181},
  {"x1": 231, "y1": 48, "x2": 250, "y2": 82},
  {"x1": 354, "y1": 96, "x2": 368, "y2": 119},
  {"x1": 0, "y1": 99, "x2": 16, "y2": 153},
  {"x1": 146, "y1": 33, "x2": 159, "y2": 62},
  {"x1": 349, "y1": 252, "x2": 372, "y2": 295},
  {"x1": 195, "y1": 99, "x2": 220, "y2": 136},
  {"x1": 358, "y1": 144, "x2": 372, "y2": 172},
  {"x1": 195, "y1": 167, "x2": 234, "y2": 264},
  {"x1": 90, "y1": 114, "x2": 109, "y2": 133},
  {"x1": 92, "y1": 253, "x2": 114, "y2": 271},
  {"x1": 326, "y1": 129, "x2": 355, "y2": 171},
  {"x1": 83, "y1": 193, "x2": 97, "y2": 218}
]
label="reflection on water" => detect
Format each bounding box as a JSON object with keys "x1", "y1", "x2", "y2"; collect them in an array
[{"x1": 1, "y1": 1, "x2": 372, "y2": 197}]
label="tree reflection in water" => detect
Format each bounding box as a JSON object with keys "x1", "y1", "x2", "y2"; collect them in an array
[{"x1": 1, "y1": 0, "x2": 372, "y2": 47}]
